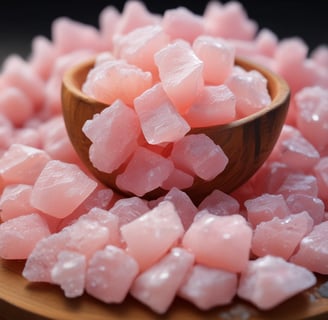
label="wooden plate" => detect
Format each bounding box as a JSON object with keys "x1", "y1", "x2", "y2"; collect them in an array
[{"x1": 0, "y1": 259, "x2": 328, "y2": 320}]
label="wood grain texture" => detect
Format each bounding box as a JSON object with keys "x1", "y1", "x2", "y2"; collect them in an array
[
  {"x1": 0, "y1": 259, "x2": 328, "y2": 320},
  {"x1": 61, "y1": 56, "x2": 290, "y2": 205}
]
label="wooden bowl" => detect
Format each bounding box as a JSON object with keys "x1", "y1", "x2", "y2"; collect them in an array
[{"x1": 61, "y1": 56, "x2": 290, "y2": 204}]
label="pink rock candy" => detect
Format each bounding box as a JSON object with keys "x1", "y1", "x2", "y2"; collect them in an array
[
  {"x1": 183, "y1": 85, "x2": 236, "y2": 127},
  {"x1": 0, "y1": 213, "x2": 50, "y2": 259},
  {"x1": 82, "y1": 100, "x2": 140, "y2": 174},
  {"x1": 121, "y1": 201, "x2": 184, "y2": 271},
  {"x1": 130, "y1": 247, "x2": 194, "y2": 314},
  {"x1": 0, "y1": 144, "x2": 51, "y2": 186},
  {"x1": 86, "y1": 245, "x2": 139, "y2": 303},
  {"x1": 251, "y1": 211, "x2": 313, "y2": 260},
  {"x1": 179, "y1": 264, "x2": 238, "y2": 310},
  {"x1": 193, "y1": 36, "x2": 235, "y2": 85},
  {"x1": 116, "y1": 146, "x2": 174, "y2": 196},
  {"x1": 51, "y1": 250, "x2": 86, "y2": 298},
  {"x1": 182, "y1": 212, "x2": 252, "y2": 272},
  {"x1": 238, "y1": 255, "x2": 316, "y2": 310},
  {"x1": 134, "y1": 83, "x2": 190, "y2": 144},
  {"x1": 170, "y1": 133, "x2": 228, "y2": 181},
  {"x1": 82, "y1": 59, "x2": 152, "y2": 106},
  {"x1": 154, "y1": 40, "x2": 204, "y2": 114},
  {"x1": 30, "y1": 160, "x2": 97, "y2": 218}
]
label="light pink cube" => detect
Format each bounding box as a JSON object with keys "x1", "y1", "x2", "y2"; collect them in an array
[
  {"x1": 170, "y1": 133, "x2": 228, "y2": 181},
  {"x1": 0, "y1": 143, "x2": 51, "y2": 185},
  {"x1": 121, "y1": 201, "x2": 184, "y2": 271},
  {"x1": 238, "y1": 255, "x2": 316, "y2": 310},
  {"x1": 193, "y1": 36, "x2": 235, "y2": 85},
  {"x1": 251, "y1": 211, "x2": 313, "y2": 260},
  {"x1": 182, "y1": 212, "x2": 252, "y2": 272},
  {"x1": 198, "y1": 189, "x2": 240, "y2": 216},
  {"x1": 86, "y1": 245, "x2": 139, "y2": 303},
  {"x1": 244, "y1": 193, "x2": 291, "y2": 227},
  {"x1": 30, "y1": 160, "x2": 98, "y2": 218},
  {"x1": 179, "y1": 264, "x2": 238, "y2": 310},
  {"x1": 154, "y1": 40, "x2": 204, "y2": 114},
  {"x1": 130, "y1": 247, "x2": 194, "y2": 314},
  {"x1": 116, "y1": 146, "x2": 174, "y2": 197},
  {"x1": 161, "y1": 167, "x2": 194, "y2": 191},
  {"x1": 113, "y1": 25, "x2": 170, "y2": 74},
  {"x1": 162, "y1": 7, "x2": 204, "y2": 43},
  {"x1": 0, "y1": 184, "x2": 36, "y2": 221},
  {"x1": 184, "y1": 85, "x2": 236, "y2": 128},
  {"x1": 82, "y1": 100, "x2": 140, "y2": 174},
  {"x1": 51, "y1": 250, "x2": 86, "y2": 298},
  {"x1": 290, "y1": 221, "x2": 328, "y2": 274},
  {"x1": 134, "y1": 83, "x2": 190, "y2": 144},
  {"x1": 0, "y1": 213, "x2": 50, "y2": 260}
]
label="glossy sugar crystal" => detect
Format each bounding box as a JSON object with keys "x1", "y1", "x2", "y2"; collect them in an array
[
  {"x1": 82, "y1": 100, "x2": 140, "y2": 174},
  {"x1": 134, "y1": 83, "x2": 190, "y2": 144}
]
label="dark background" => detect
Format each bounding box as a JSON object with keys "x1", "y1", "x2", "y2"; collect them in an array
[{"x1": 0, "y1": 0, "x2": 327, "y2": 65}]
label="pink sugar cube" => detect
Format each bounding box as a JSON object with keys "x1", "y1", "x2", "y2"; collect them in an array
[
  {"x1": 162, "y1": 187, "x2": 198, "y2": 230},
  {"x1": 23, "y1": 219, "x2": 108, "y2": 283},
  {"x1": 179, "y1": 264, "x2": 238, "y2": 310},
  {"x1": 162, "y1": 7, "x2": 204, "y2": 43},
  {"x1": 295, "y1": 86, "x2": 328, "y2": 152},
  {"x1": 82, "y1": 59, "x2": 152, "y2": 107},
  {"x1": 225, "y1": 69, "x2": 271, "y2": 118},
  {"x1": 184, "y1": 85, "x2": 236, "y2": 128},
  {"x1": 52, "y1": 17, "x2": 103, "y2": 53},
  {"x1": 0, "y1": 184, "x2": 36, "y2": 221},
  {"x1": 109, "y1": 196, "x2": 150, "y2": 226},
  {"x1": 51, "y1": 250, "x2": 86, "y2": 298},
  {"x1": 277, "y1": 173, "x2": 318, "y2": 198},
  {"x1": 251, "y1": 211, "x2": 313, "y2": 260},
  {"x1": 59, "y1": 185, "x2": 114, "y2": 229},
  {"x1": 198, "y1": 189, "x2": 240, "y2": 216},
  {"x1": 286, "y1": 194, "x2": 325, "y2": 225},
  {"x1": 0, "y1": 213, "x2": 50, "y2": 260},
  {"x1": 204, "y1": 1, "x2": 257, "y2": 40},
  {"x1": 82, "y1": 100, "x2": 140, "y2": 174},
  {"x1": 154, "y1": 40, "x2": 204, "y2": 114},
  {"x1": 238, "y1": 255, "x2": 316, "y2": 310},
  {"x1": 114, "y1": 0, "x2": 159, "y2": 36},
  {"x1": 255, "y1": 28, "x2": 278, "y2": 57},
  {"x1": 161, "y1": 167, "x2": 194, "y2": 191},
  {"x1": 193, "y1": 36, "x2": 235, "y2": 85},
  {"x1": 29, "y1": 35, "x2": 58, "y2": 80},
  {"x1": 113, "y1": 25, "x2": 170, "y2": 74},
  {"x1": 130, "y1": 247, "x2": 194, "y2": 314},
  {"x1": 250, "y1": 161, "x2": 289, "y2": 195},
  {"x1": 272, "y1": 128, "x2": 320, "y2": 172},
  {"x1": 134, "y1": 83, "x2": 190, "y2": 144},
  {"x1": 30, "y1": 160, "x2": 98, "y2": 218},
  {"x1": 0, "y1": 87, "x2": 34, "y2": 126},
  {"x1": 0, "y1": 143, "x2": 51, "y2": 185},
  {"x1": 86, "y1": 245, "x2": 139, "y2": 303},
  {"x1": 38, "y1": 115, "x2": 80, "y2": 163},
  {"x1": 79, "y1": 208, "x2": 121, "y2": 247},
  {"x1": 1, "y1": 54, "x2": 45, "y2": 109},
  {"x1": 121, "y1": 200, "x2": 184, "y2": 271},
  {"x1": 170, "y1": 133, "x2": 228, "y2": 181},
  {"x1": 116, "y1": 146, "x2": 174, "y2": 197},
  {"x1": 182, "y1": 212, "x2": 252, "y2": 272},
  {"x1": 98, "y1": 6, "x2": 120, "y2": 50},
  {"x1": 290, "y1": 221, "x2": 328, "y2": 274},
  {"x1": 244, "y1": 193, "x2": 290, "y2": 227},
  {"x1": 311, "y1": 45, "x2": 328, "y2": 68},
  {"x1": 12, "y1": 127, "x2": 42, "y2": 149}
]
